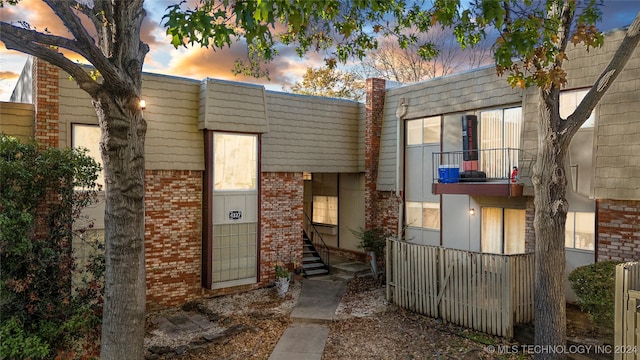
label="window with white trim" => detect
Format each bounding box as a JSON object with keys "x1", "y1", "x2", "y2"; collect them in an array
[
  {"x1": 406, "y1": 201, "x2": 440, "y2": 230},
  {"x1": 560, "y1": 89, "x2": 595, "y2": 128},
  {"x1": 214, "y1": 133, "x2": 257, "y2": 190},
  {"x1": 312, "y1": 195, "x2": 338, "y2": 225},
  {"x1": 72, "y1": 124, "x2": 104, "y2": 188},
  {"x1": 406, "y1": 116, "x2": 441, "y2": 145},
  {"x1": 479, "y1": 107, "x2": 522, "y2": 178},
  {"x1": 481, "y1": 207, "x2": 525, "y2": 254},
  {"x1": 565, "y1": 211, "x2": 595, "y2": 250}
]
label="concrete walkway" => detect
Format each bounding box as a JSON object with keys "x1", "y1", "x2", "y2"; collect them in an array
[
  {"x1": 268, "y1": 275, "x2": 347, "y2": 360},
  {"x1": 269, "y1": 258, "x2": 371, "y2": 360}
]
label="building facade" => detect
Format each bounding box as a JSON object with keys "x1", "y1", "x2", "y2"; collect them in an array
[{"x1": 2, "y1": 27, "x2": 639, "y2": 308}]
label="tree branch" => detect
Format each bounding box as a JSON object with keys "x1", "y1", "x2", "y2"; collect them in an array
[
  {"x1": 556, "y1": 1, "x2": 574, "y2": 56},
  {"x1": 43, "y1": 0, "x2": 120, "y2": 85},
  {"x1": 0, "y1": 22, "x2": 83, "y2": 55},
  {"x1": 0, "y1": 22, "x2": 100, "y2": 96},
  {"x1": 73, "y1": 0, "x2": 114, "y2": 57},
  {"x1": 562, "y1": 12, "x2": 640, "y2": 141}
]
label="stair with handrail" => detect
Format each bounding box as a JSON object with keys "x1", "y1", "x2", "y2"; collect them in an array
[{"x1": 302, "y1": 212, "x2": 330, "y2": 277}]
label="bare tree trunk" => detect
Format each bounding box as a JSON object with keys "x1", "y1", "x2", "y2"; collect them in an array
[
  {"x1": 532, "y1": 94, "x2": 568, "y2": 360},
  {"x1": 96, "y1": 91, "x2": 147, "y2": 360}
]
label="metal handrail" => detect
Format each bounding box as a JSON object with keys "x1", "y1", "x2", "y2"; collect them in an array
[
  {"x1": 303, "y1": 211, "x2": 330, "y2": 269},
  {"x1": 432, "y1": 148, "x2": 536, "y2": 182}
]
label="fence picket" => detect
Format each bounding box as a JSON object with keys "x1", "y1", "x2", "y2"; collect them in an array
[
  {"x1": 615, "y1": 262, "x2": 640, "y2": 360},
  {"x1": 430, "y1": 246, "x2": 438, "y2": 317},
  {"x1": 387, "y1": 240, "x2": 534, "y2": 338}
]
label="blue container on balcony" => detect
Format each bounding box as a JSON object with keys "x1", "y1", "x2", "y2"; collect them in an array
[{"x1": 438, "y1": 165, "x2": 460, "y2": 183}]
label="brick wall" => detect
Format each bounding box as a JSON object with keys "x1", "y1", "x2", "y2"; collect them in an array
[
  {"x1": 597, "y1": 199, "x2": 640, "y2": 262},
  {"x1": 260, "y1": 172, "x2": 304, "y2": 284},
  {"x1": 33, "y1": 58, "x2": 59, "y2": 148},
  {"x1": 365, "y1": 78, "x2": 401, "y2": 236},
  {"x1": 145, "y1": 170, "x2": 203, "y2": 309}
]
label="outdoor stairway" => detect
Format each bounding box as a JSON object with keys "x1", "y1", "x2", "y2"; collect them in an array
[{"x1": 302, "y1": 234, "x2": 329, "y2": 277}]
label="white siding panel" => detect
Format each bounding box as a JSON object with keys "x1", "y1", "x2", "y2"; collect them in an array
[
  {"x1": 378, "y1": 66, "x2": 524, "y2": 190},
  {"x1": 571, "y1": 30, "x2": 640, "y2": 200},
  {"x1": 58, "y1": 71, "x2": 204, "y2": 170},
  {"x1": 377, "y1": 29, "x2": 640, "y2": 200},
  {"x1": 141, "y1": 74, "x2": 203, "y2": 170},
  {"x1": 0, "y1": 102, "x2": 34, "y2": 140},
  {"x1": 262, "y1": 92, "x2": 361, "y2": 172},
  {"x1": 58, "y1": 70, "x2": 100, "y2": 148},
  {"x1": 200, "y1": 79, "x2": 269, "y2": 133}
]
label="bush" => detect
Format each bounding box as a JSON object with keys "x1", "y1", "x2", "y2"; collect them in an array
[
  {"x1": 351, "y1": 226, "x2": 390, "y2": 258},
  {"x1": 0, "y1": 317, "x2": 50, "y2": 359},
  {"x1": 568, "y1": 260, "x2": 621, "y2": 328},
  {"x1": 0, "y1": 134, "x2": 103, "y2": 359}
]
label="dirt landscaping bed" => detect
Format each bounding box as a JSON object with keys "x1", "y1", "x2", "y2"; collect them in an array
[{"x1": 145, "y1": 276, "x2": 609, "y2": 359}]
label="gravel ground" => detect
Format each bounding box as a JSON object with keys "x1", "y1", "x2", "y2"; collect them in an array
[
  {"x1": 145, "y1": 281, "x2": 301, "y2": 359},
  {"x1": 145, "y1": 276, "x2": 606, "y2": 360}
]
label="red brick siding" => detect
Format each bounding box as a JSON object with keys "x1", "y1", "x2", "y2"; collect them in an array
[
  {"x1": 597, "y1": 199, "x2": 640, "y2": 262},
  {"x1": 374, "y1": 192, "x2": 400, "y2": 236},
  {"x1": 145, "y1": 170, "x2": 203, "y2": 309},
  {"x1": 33, "y1": 58, "x2": 59, "y2": 148},
  {"x1": 365, "y1": 78, "x2": 400, "y2": 236},
  {"x1": 329, "y1": 246, "x2": 367, "y2": 263},
  {"x1": 260, "y1": 172, "x2": 304, "y2": 284}
]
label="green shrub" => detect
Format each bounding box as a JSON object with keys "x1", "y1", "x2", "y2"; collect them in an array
[
  {"x1": 568, "y1": 260, "x2": 621, "y2": 328},
  {"x1": 0, "y1": 317, "x2": 49, "y2": 360},
  {"x1": 0, "y1": 134, "x2": 103, "y2": 359},
  {"x1": 351, "y1": 226, "x2": 390, "y2": 258}
]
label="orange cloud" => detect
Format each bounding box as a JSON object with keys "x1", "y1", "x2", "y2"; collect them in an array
[
  {"x1": 0, "y1": 71, "x2": 19, "y2": 80},
  {"x1": 0, "y1": 0, "x2": 325, "y2": 99},
  {"x1": 157, "y1": 41, "x2": 318, "y2": 88},
  {"x1": 1, "y1": 0, "x2": 68, "y2": 37}
]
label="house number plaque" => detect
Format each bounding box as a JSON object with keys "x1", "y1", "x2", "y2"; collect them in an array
[{"x1": 228, "y1": 210, "x2": 243, "y2": 220}]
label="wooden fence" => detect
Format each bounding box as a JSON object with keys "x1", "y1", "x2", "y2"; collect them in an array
[
  {"x1": 386, "y1": 239, "x2": 534, "y2": 338},
  {"x1": 615, "y1": 262, "x2": 640, "y2": 360}
]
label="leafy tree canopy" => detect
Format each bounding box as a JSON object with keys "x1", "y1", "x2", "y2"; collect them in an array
[
  {"x1": 163, "y1": 0, "x2": 437, "y2": 77},
  {"x1": 285, "y1": 66, "x2": 365, "y2": 101},
  {"x1": 164, "y1": 0, "x2": 608, "y2": 90}
]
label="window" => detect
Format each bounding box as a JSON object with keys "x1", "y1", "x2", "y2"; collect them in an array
[
  {"x1": 560, "y1": 89, "x2": 595, "y2": 128},
  {"x1": 480, "y1": 107, "x2": 522, "y2": 150},
  {"x1": 406, "y1": 201, "x2": 440, "y2": 230},
  {"x1": 479, "y1": 108, "x2": 522, "y2": 176},
  {"x1": 565, "y1": 212, "x2": 595, "y2": 250},
  {"x1": 406, "y1": 116, "x2": 441, "y2": 145},
  {"x1": 481, "y1": 207, "x2": 525, "y2": 254},
  {"x1": 312, "y1": 196, "x2": 337, "y2": 225},
  {"x1": 72, "y1": 124, "x2": 104, "y2": 188},
  {"x1": 214, "y1": 133, "x2": 257, "y2": 190},
  {"x1": 479, "y1": 107, "x2": 522, "y2": 178}
]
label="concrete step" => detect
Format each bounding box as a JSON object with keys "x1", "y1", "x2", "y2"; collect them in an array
[
  {"x1": 303, "y1": 256, "x2": 321, "y2": 262},
  {"x1": 303, "y1": 262, "x2": 325, "y2": 270},
  {"x1": 329, "y1": 261, "x2": 371, "y2": 279},
  {"x1": 304, "y1": 268, "x2": 330, "y2": 276}
]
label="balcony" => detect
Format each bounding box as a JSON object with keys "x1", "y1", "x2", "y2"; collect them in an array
[{"x1": 432, "y1": 148, "x2": 534, "y2": 197}]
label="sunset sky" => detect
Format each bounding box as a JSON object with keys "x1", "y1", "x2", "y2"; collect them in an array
[{"x1": 1, "y1": 1, "x2": 639, "y2": 102}]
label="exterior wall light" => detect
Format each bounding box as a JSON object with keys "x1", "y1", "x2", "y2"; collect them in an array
[
  {"x1": 469, "y1": 208, "x2": 475, "y2": 216},
  {"x1": 139, "y1": 99, "x2": 146, "y2": 110}
]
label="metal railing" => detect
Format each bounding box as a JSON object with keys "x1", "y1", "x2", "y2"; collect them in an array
[
  {"x1": 432, "y1": 148, "x2": 535, "y2": 183},
  {"x1": 303, "y1": 211, "x2": 330, "y2": 269}
]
